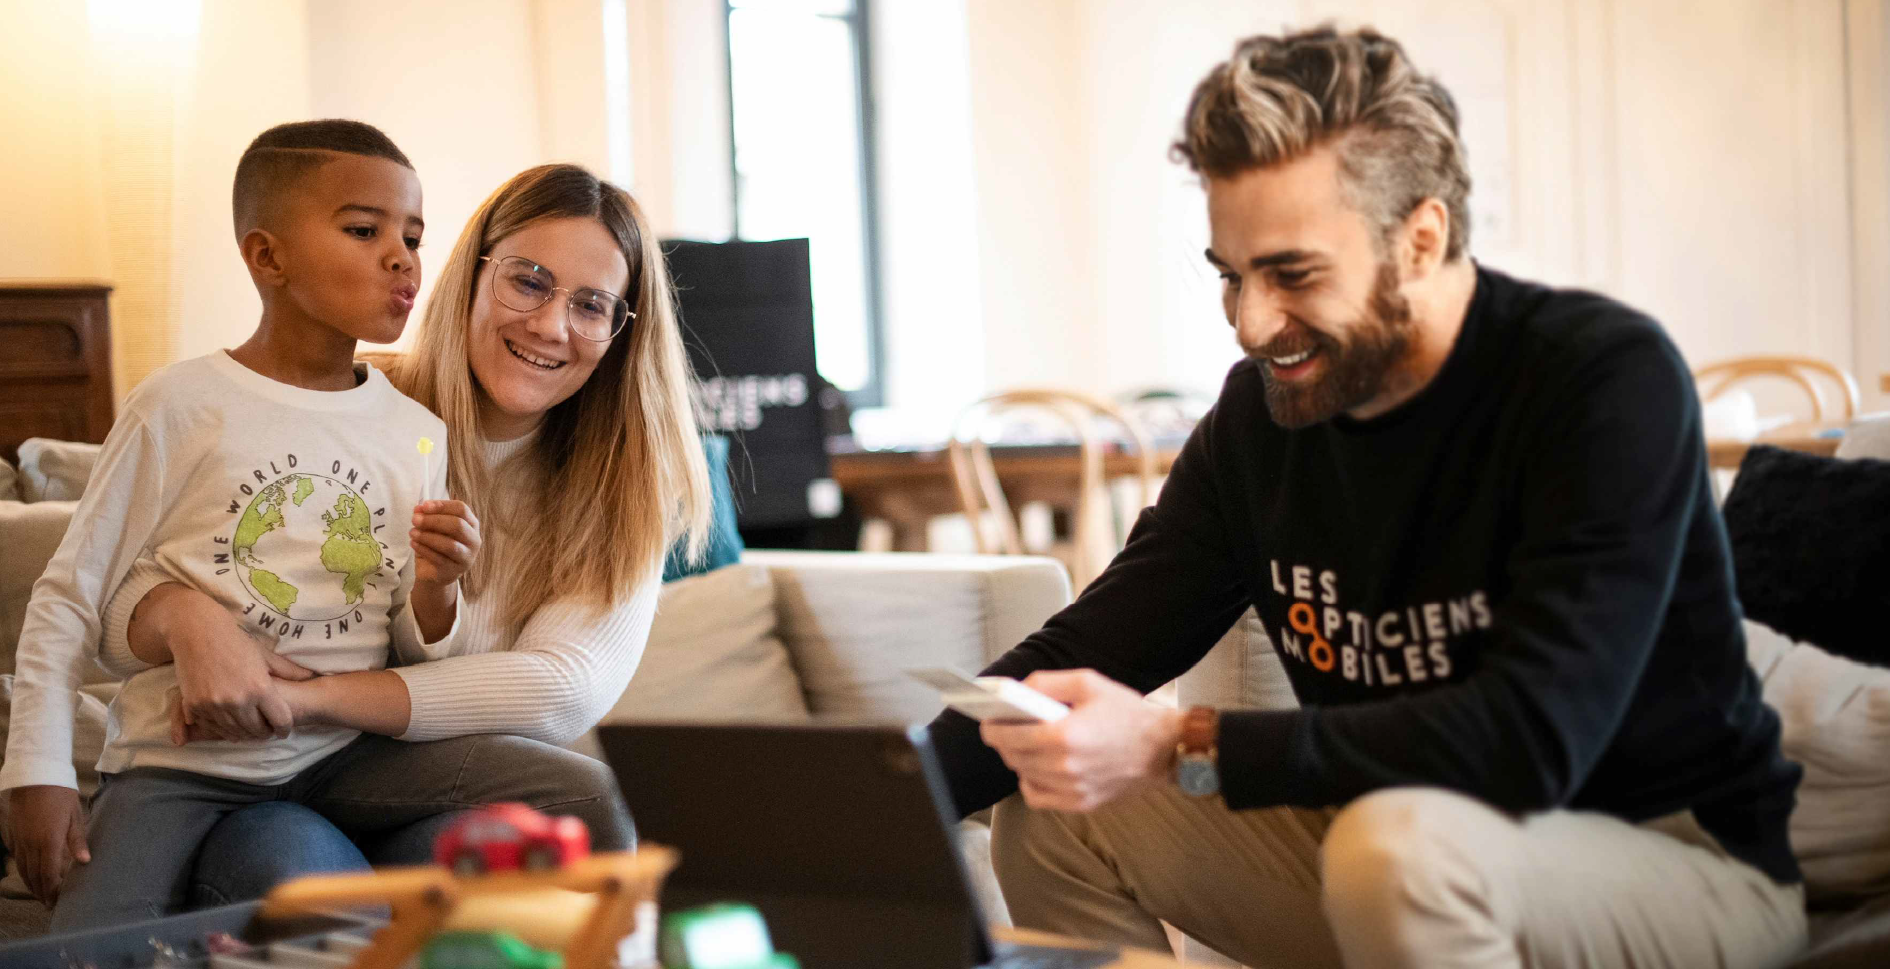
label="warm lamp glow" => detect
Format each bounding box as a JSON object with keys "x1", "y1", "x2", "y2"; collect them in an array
[{"x1": 86, "y1": 0, "x2": 201, "y2": 38}]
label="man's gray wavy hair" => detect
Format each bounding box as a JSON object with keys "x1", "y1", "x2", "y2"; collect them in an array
[{"x1": 1173, "y1": 25, "x2": 1473, "y2": 261}]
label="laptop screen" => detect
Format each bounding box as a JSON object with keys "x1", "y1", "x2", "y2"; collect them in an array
[{"x1": 596, "y1": 722, "x2": 991, "y2": 969}]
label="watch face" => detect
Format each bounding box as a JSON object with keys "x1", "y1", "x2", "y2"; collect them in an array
[{"x1": 1177, "y1": 755, "x2": 1219, "y2": 797}]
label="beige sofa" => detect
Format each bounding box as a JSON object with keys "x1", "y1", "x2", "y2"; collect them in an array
[
  {"x1": 0, "y1": 437, "x2": 1075, "y2": 939},
  {"x1": 9, "y1": 433, "x2": 1890, "y2": 966}
]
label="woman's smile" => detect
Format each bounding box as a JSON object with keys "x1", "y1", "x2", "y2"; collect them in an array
[{"x1": 504, "y1": 338, "x2": 566, "y2": 371}]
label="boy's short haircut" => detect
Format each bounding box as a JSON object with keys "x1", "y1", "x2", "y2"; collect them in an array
[{"x1": 232, "y1": 119, "x2": 413, "y2": 240}]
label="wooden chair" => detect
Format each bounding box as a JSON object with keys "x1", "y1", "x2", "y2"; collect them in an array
[
  {"x1": 1694, "y1": 356, "x2": 1860, "y2": 423},
  {"x1": 947, "y1": 389, "x2": 1159, "y2": 590}
]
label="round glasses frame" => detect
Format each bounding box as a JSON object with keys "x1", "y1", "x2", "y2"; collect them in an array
[{"x1": 478, "y1": 255, "x2": 635, "y2": 342}]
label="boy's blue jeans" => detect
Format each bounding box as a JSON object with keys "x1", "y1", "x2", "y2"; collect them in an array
[
  {"x1": 190, "y1": 801, "x2": 371, "y2": 906},
  {"x1": 49, "y1": 733, "x2": 632, "y2": 932},
  {"x1": 188, "y1": 802, "x2": 477, "y2": 909}
]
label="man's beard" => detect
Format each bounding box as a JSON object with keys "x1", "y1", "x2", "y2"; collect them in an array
[{"x1": 1256, "y1": 260, "x2": 1414, "y2": 429}]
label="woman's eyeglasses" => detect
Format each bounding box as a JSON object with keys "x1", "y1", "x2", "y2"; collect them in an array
[{"x1": 479, "y1": 255, "x2": 634, "y2": 342}]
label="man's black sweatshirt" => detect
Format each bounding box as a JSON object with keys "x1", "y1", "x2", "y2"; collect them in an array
[{"x1": 928, "y1": 265, "x2": 1802, "y2": 885}]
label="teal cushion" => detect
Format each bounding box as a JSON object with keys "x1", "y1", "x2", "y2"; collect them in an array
[{"x1": 663, "y1": 435, "x2": 744, "y2": 581}]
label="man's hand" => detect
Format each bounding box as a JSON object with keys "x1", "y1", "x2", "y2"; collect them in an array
[
  {"x1": 979, "y1": 669, "x2": 1185, "y2": 813},
  {"x1": 6, "y1": 786, "x2": 89, "y2": 908},
  {"x1": 410, "y1": 499, "x2": 481, "y2": 586}
]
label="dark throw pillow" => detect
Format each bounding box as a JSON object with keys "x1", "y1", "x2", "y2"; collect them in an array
[{"x1": 1721, "y1": 445, "x2": 1890, "y2": 663}]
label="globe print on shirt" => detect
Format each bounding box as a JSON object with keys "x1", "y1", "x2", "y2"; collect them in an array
[{"x1": 231, "y1": 473, "x2": 386, "y2": 621}]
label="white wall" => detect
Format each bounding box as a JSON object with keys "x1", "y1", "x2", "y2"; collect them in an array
[
  {"x1": 632, "y1": 0, "x2": 735, "y2": 241},
  {"x1": 1849, "y1": 0, "x2": 1890, "y2": 412},
  {"x1": 170, "y1": 0, "x2": 311, "y2": 362},
  {"x1": 1073, "y1": 0, "x2": 1281, "y2": 398},
  {"x1": 1603, "y1": 1, "x2": 1853, "y2": 376},
  {"x1": 308, "y1": 0, "x2": 547, "y2": 352},
  {"x1": 8, "y1": 0, "x2": 1882, "y2": 414},
  {"x1": 957, "y1": 0, "x2": 1883, "y2": 411},
  {"x1": 0, "y1": 0, "x2": 620, "y2": 392},
  {"x1": 1, "y1": 0, "x2": 198, "y2": 397},
  {"x1": 0, "y1": 2, "x2": 112, "y2": 281},
  {"x1": 962, "y1": 0, "x2": 1093, "y2": 397},
  {"x1": 532, "y1": 0, "x2": 627, "y2": 183}
]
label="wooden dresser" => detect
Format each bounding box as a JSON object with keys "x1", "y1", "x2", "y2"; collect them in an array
[{"x1": 0, "y1": 282, "x2": 114, "y2": 466}]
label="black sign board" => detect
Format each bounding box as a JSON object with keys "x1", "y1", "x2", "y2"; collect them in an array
[{"x1": 664, "y1": 238, "x2": 833, "y2": 529}]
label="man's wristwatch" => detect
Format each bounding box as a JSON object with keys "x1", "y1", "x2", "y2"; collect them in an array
[{"x1": 1174, "y1": 706, "x2": 1221, "y2": 797}]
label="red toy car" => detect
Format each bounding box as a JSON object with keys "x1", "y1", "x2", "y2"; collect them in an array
[{"x1": 434, "y1": 803, "x2": 591, "y2": 876}]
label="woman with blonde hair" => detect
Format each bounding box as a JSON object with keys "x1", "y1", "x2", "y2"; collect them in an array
[{"x1": 92, "y1": 163, "x2": 712, "y2": 911}]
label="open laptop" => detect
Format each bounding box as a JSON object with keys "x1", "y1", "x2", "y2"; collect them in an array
[{"x1": 597, "y1": 722, "x2": 1119, "y2": 969}]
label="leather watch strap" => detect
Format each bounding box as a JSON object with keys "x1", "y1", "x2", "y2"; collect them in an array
[{"x1": 1180, "y1": 706, "x2": 1219, "y2": 754}]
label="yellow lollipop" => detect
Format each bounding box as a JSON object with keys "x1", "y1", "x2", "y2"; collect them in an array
[{"x1": 417, "y1": 437, "x2": 435, "y2": 504}]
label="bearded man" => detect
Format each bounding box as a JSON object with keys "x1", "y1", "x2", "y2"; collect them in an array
[{"x1": 925, "y1": 25, "x2": 1807, "y2": 969}]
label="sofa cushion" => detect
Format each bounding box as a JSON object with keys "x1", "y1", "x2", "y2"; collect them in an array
[
  {"x1": 751, "y1": 552, "x2": 1071, "y2": 722},
  {"x1": 568, "y1": 564, "x2": 809, "y2": 760},
  {"x1": 1723, "y1": 446, "x2": 1890, "y2": 663},
  {"x1": 14, "y1": 440, "x2": 99, "y2": 504},
  {"x1": 0, "y1": 500, "x2": 100, "y2": 682},
  {"x1": 1757, "y1": 637, "x2": 1890, "y2": 903},
  {"x1": 0, "y1": 676, "x2": 118, "y2": 899},
  {"x1": 1177, "y1": 608, "x2": 1296, "y2": 712}
]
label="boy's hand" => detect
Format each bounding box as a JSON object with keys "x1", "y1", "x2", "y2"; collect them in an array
[
  {"x1": 170, "y1": 615, "x2": 315, "y2": 742},
  {"x1": 410, "y1": 500, "x2": 481, "y2": 586},
  {"x1": 167, "y1": 688, "x2": 236, "y2": 745},
  {"x1": 7, "y1": 786, "x2": 90, "y2": 908},
  {"x1": 168, "y1": 679, "x2": 315, "y2": 744}
]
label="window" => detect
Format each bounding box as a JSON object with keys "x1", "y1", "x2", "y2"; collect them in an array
[{"x1": 725, "y1": 0, "x2": 884, "y2": 405}]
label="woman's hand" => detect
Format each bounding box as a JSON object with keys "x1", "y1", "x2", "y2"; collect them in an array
[
  {"x1": 409, "y1": 500, "x2": 481, "y2": 645},
  {"x1": 131, "y1": 583, "x2": 315, "y2": 742},
  {"x1": 240, "y1": 671, "x2": 412, "y2": 738},
  {"x1": 410, "y1": 499, "x2": 482, "y2": 586}
]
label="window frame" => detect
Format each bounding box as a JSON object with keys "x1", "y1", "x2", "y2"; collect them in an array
[{"x1": 723, "y1": 0, "x2": 887, "y2": 408}]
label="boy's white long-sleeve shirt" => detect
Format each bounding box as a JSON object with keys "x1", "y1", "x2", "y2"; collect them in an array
[
  {"x1": 99, "y1": 432, "x2": 663, "y2": 751},
  {"x1": 0, "y1": 352, "x2": 450, "y2": 790}
]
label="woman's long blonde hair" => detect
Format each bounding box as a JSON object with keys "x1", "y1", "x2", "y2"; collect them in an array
[{"x1": 374, "y1": 164, "x2": 710, "y2": 628}]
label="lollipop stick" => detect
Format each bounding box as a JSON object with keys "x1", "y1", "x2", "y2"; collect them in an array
[{"x1": 417, "y1": 437, "x2": 436, "y2": 507}]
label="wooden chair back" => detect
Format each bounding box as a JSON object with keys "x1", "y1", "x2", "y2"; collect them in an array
[
  {"x1": 947, "y1": 389, "x2": 1158, "y2": 588},
  {"x1": 1694, "y1": 356, "x2": 1859, "y2": 422}
]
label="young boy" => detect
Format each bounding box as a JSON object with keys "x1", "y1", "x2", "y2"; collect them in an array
[{"x1": 0, "y1": 120, "x2": 479, "y2": 927}]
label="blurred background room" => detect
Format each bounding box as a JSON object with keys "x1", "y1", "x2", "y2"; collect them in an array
[{"x1": 3, "y1": 0, "x2": 1887, "y2": 578}]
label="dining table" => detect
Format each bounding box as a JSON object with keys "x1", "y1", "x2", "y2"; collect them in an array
[
  {"x1": 1705, "y1": 420, "x2": 1854, "y2": 470},
  {"x1": 829, "y1": 437, "x2": 1183, "y2": 552},
  {"x1": 833, "y1": 412, "x2": 1862, "y2": 551}
]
